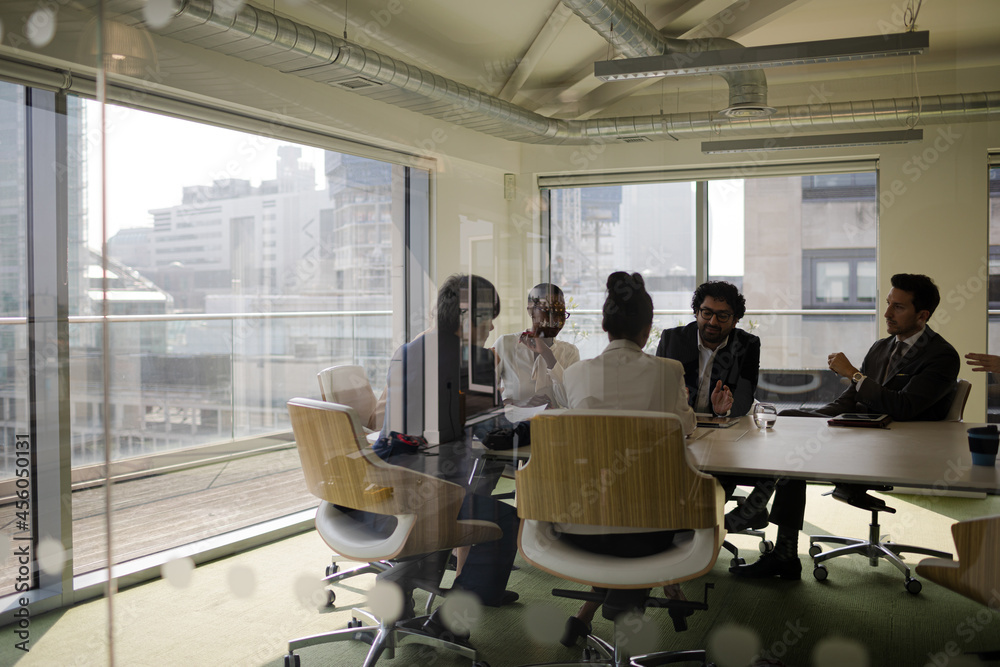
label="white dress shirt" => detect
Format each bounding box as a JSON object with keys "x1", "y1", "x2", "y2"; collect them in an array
[
  {"x1": 695, "y1": 334, "x2": 729, "y2": 414},
  {"x1": 563, "y1": 338, "x2": 697, "y2": 435},
  {"x1": 495, "y1": 334, "x2": 579, "y2": 407}
]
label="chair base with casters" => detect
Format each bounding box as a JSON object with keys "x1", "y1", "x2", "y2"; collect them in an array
[
  {"x1": 519, "y1": 526, "x2": 720, "y2": 667},
  {"x1": 808, "y1": 485, "x2": 952, "y2": 594},
  {"x1": 523, "y1": 585, "x2": 715, "y2": 667},
  {"x1": 720, "y1": 494, "x2": 772, "y2": 567},
  {"x1": 322, "y1": 559, "x2": 439, "y2": 613},
  {"x1": 285, "y1": 602, "x2": 486, "y2": 667},
  {"x1": 285, "y1": 523, "x2": 486, "y2": 667},
  {"x1": 285, "y1": 599, "x2": 485, "y2": 667},
  {"x1": 721, "y1": 531, "x2": 771, "y2": 567}
]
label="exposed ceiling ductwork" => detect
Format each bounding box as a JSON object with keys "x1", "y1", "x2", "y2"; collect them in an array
[
  {"x1": 106, "y1": 0, "x2": 999, "y2": 146},
  {"x1": 560, "y1": 0, "x2": 772, "y2": 118}
]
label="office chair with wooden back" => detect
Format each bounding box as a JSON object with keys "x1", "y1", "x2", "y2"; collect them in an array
[
  {"x1": 916, "y1": 514, "x2": 1000, "y2": 660},
  {"x1": 315, "y1": 366, "x2": 389, "y2": 600},
  {"x1": 284, "y1": 397, "x2": 501, "y2": 667},
  {"x1": 808, "y1": 378, "x2": 971, "y2": 594},
  {"x1": 517, "y1": 409, "x2": 725, "y2": 666}
]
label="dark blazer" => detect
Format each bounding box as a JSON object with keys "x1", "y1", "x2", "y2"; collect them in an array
[
  {"x1": 818, "y1": 325, "x2": 960, "y2": 421},
  {"x1": 655, "y1": 321, "x2": 761, "y2": 417}
]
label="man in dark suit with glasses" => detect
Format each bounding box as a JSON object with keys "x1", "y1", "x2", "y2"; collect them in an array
[
  {"x1": 656, "y1": 280, "x2": 761, "y2": 420},
  {"x1": 656, "y1": 281, "x2": 765, "y2": 532}
]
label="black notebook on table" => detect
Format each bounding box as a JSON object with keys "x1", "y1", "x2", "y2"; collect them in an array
[{"x1": 827, "y1": 413, "x2": 892, "y2": 428}]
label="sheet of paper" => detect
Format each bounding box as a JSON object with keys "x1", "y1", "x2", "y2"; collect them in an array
[{"x1": 504, "y1": 403, "x2": 548, "y2": 423}]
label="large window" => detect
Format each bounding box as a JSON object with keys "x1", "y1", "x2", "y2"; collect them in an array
[
  {"x1": 546, "y1": 168, "x2": 878, "y2": 408},
  {"x1": 0, "y1": 80, "x2": 430, "y2": 601}
]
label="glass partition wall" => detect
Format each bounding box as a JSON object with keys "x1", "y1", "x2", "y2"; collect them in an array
[
  {"x1": 544, "y1": 168, "x2": 879, "y2": 410},
  {"x1": 0, "y1": 15, "x2": 432, "y2": 650},
  {"x1": 987, "y1": 162, "x2": 1000, "y2": 421}
]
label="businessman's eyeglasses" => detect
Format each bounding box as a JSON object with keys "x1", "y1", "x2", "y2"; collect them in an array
[
  {"x1": 697, "y1": 307, "x2": 733, "y2": 323},
  {"x1": 529, "y1": 303, "x2": 570, "y2": 320}
]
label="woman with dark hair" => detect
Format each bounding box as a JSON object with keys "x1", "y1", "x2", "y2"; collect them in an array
[
  {"x1": 558, "y1": 271, "x2": 697, "y2": 646},
  {"x1": 563, "y1": 271, "x2": 696, "y2": 432},
  {"x1": 379, "y1": 273, "x2": 500, "y2": 448}
]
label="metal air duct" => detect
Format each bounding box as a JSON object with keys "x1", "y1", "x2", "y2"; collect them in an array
[
  {"x1": 560, "y1": 0, "x2": 773, "y2": 117},
  {"x1": 111, "y1": 1, "x2": 999, "y2": 145}
]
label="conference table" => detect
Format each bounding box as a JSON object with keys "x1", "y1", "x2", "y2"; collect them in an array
[
  {"x1": 687, "y1": 415, "x2": 1000, "y2": 494},
  {"x1": 464, "y1": 413, "x2": 1000, "y2": 495}
]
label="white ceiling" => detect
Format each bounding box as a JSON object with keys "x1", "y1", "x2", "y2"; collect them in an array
[
  {"x1": 1, "y1": 0, "x2": 998, "y2": 139},
  {"x1": 274, "y1": 0, "x2": 1000, "y2": 116}
]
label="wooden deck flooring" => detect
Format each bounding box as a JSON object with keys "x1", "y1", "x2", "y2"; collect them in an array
[{"x1": 0, "y1": 447, "x2": 317, "y2": 595}]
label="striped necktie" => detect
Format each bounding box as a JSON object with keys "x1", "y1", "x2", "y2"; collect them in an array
[{"x1": 883, "y1": 342, "x2": 905, "y2": 382}]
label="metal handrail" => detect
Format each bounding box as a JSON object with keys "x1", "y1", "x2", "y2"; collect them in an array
[
  {"x1": 569, "y1": 308, "x2": 880, "y2": 316},
  {"x1": 0, "y1": 310, "x2": 392, "y2": 325}
]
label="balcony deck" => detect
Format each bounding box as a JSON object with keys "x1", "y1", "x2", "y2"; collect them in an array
[{"x1": 0, "y1": 446, "x2": 316, "y2": 595}]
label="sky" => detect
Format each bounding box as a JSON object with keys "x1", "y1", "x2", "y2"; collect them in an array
[
  {"x1": 82, "y1": 99, "x2": 325, "y2": 249},
  {"x1": 709, "y1": 179, "x2": 746, "y2": 276}
]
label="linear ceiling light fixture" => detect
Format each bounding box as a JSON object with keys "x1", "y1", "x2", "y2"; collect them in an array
[
  {"x1": 595, "y1": 31, "x2": 929, "y2": 81},
  {"x1": 701, "y1": 129, "x2": 923, "y2": 154}
]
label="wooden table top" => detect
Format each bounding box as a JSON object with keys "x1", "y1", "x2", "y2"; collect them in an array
[{"x1": 688, "y1": 416, "x2": 1000, "y2": 493}]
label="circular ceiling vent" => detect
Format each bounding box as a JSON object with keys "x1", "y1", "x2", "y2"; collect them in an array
[{"x1": 718, "y1": 104, "x2": 777, "y2": 119}]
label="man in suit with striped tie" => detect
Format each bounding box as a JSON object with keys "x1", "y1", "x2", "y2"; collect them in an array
[{"x1": 729, "y1": 273, "x2": 960, "y2": 580}]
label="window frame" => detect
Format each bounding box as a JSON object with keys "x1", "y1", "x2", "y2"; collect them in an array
[{"x1": 802, "y1": 248, "x2": 879, "y2": 310}]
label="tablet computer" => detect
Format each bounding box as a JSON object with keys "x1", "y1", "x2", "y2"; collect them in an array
[
  {"x1": 696, "y1": 415, "x2": 740, "y2": 428},
  {"x1": 827, "y1": 413, "x2": 892, "y2": 428}
]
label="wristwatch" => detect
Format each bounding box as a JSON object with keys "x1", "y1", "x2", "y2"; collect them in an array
[{"x1": 852, "y1": 371, "x2": 865, "y2": 384}]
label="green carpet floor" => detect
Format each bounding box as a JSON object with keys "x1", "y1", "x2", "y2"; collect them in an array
[{"x1": 5, "y1": 486, "x2": 1000, "y2": 667}]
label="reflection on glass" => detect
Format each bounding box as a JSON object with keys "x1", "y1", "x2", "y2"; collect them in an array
[
  {"x1": 0, "y1": 80, "x2": 31, "y2": 498},
  {"x1": 986, "y1": 167, "x2": 1000, "y2": 422}
]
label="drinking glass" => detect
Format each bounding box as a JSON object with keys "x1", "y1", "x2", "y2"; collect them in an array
[{"x1": 753, "y1": 402, "x2": 778, "y2": 429}]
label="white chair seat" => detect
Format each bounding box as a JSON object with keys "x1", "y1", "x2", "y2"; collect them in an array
[
  {"x1": 520, "y1": 521, "x2": 718, "y2": 588},
  {"x1": 314, "y1": 501, "x2": 415, "y2": 562}
]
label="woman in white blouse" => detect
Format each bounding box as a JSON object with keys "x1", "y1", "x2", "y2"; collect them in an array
[
  {"x1": 558, "y1": 271, "x2": 697, "y2": 647},
  {"x1": 563, "y1": 273, "x2": 696, "y2": 433}
]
